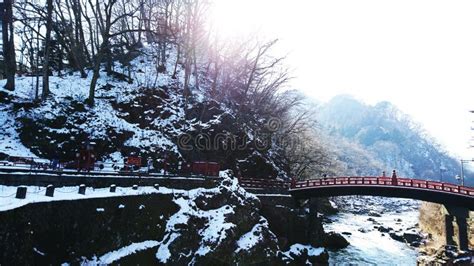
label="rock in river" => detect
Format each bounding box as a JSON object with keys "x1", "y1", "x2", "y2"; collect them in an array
[
  {"x1": 377, "y1": 226, "x2": 393, "y2": 233},
  {"x1": 323, "y1": 232, "x2": 350, "y2": 250},
  {"x1": 389, "y1": 232, "x2": 404, "y2": 242},
  {"x1": 403, "y1": 232, "x2": 422, "y2": 244}
]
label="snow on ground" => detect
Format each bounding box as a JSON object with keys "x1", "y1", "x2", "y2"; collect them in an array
[
  {"x1": 0, "y1": 43, "x2": 184, "y2": 103},
  {"x1": 81, "y1": 240, "x2": 160, "y2": 265},
  {"x1": 106, "y1": 151, "x2": 124, "y2": 164},
  {"x1": 235, "y1": 218, "x2": 271, "y2": 252},
  {"x1": 219, "y1": 170, "x2": 259, "y2": 204},
  {"x1": 0, "y1": 184, "x2": 182, "y2": 212},
  {"x1": 0, "y1": 44, "x2": 191, "y2": 158},
  {"x1": 281, "y1": 243, "x2": 325, "y2": 257},
  {"x1": 195, "y1": 204, "x2": 235, "y2": 256},
  {"x1": 0, "y1": 104, "x2": 38, "y2": 158}
]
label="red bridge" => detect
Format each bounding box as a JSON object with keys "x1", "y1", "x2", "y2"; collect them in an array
[{"x1": 239, "y1": 176, "x2": 474, "y2": 210}]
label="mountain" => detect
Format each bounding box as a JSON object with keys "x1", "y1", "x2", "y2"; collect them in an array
[{"x1": 311, "y1": 95, "x2": 469, "y2": 185}]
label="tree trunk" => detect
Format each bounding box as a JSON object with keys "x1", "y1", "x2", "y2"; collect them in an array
[
  {"x1": 35, "y1": 24, "x2": 40, "y2": 100},
  {"x1": 88, "y1": 42, "x2": 107, "y2": 106},
  {"x1": 193, "y1": 47, "x2": 199, "y2": 90},
  {"x1": 2, "y1": 0, "x2": 15, "y2": 91},
  {"x1": 172, "y1": 44, "x2": 180, "y2": 79},
  {"x1": 183, "y1": 55, "x2": 191, "y2": 97},
  {"x1": 42, "y1": 0, "x2": 54, "y2": 99},
  {"x1": 88, "y1": 58, "x2": 101, "y2": 107}
]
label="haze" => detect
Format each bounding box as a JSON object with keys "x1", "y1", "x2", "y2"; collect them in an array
[{"x1": 211, "y1": 0, "x2": 474, "y2": 159}]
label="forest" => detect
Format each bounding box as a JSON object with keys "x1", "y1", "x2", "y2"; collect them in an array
[{"x1": 0, "y1": 0, "x2": 335, "y2": 180}]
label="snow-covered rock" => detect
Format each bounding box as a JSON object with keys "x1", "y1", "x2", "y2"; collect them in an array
[
  {"x1": 154, "y1": 176, "x2": 280, "y2": 265},
  {"x1": 280, "y1": 243, "x2": 329, "y2": 265}
]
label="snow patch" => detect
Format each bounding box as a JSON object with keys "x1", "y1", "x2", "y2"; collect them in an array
[
  {"x1": 83, "y1": 240, "x2": 159, "y2": 264},
  {"x1": 0, "y1": 185, "x2": 178, "y2": 212},
  {"x1": 282, "y1": 244, "x2": 325, "y2": 257},
  {"x1": 0, "y1": 105, "x2": 38, "y2": 158},
  {"x1": 235, "y1": 218, "x2": 270, "y2": 252}
]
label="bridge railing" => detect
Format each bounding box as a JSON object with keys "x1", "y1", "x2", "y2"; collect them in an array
[
  {"x1": 238, "y1": 178, "x2": 289, "y2": 189},
  {"x1": 291, "y1": 177, "x2": 474, "y2": 197}
]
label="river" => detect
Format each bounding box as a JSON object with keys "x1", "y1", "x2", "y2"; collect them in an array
[{"x1": 324, "y1": 196, "x2": 421, "y2": 265}]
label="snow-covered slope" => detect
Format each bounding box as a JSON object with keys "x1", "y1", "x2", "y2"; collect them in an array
[
  {"x1": 0, "y1": 44, "x2": 186, "y2": 157},
  {"x1": 0, "y1": 44, "x2": 289, "y2": 178}
]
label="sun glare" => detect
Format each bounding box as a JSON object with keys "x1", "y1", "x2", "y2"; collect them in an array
[{"x1": 209, "y1": 0, "x2": 277, "y2": 39}]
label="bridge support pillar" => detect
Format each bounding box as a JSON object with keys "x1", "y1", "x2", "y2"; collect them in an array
[
  {"x1": 307, "y1": 198, "x2": 326, "y2": 246},
  {"x1": 444, "y1": 215, "x2": 455, "y2": 246},
  {"x1": 443, "y1": 205, "x2": 470, "y2": 250},
  {"x1": 456, "y1": 217, "x2": 469, "y2": 251}
]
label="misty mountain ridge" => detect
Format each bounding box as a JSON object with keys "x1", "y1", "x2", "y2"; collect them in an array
[{"x1": 306, "y1": 94, "x2": 469, "y2": 185}]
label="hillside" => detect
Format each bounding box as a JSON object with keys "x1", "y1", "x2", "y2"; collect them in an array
[
  {"x1": 0, "y1": 43, "x2": 295, "y2": 180},
  {"x1": 306, "y1": 95, "x2": 469, "y2": 185}
]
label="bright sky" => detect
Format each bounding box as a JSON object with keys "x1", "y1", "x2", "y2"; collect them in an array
[{"x1": 211, "y1": 0, "x2": 474, "y2": 158}]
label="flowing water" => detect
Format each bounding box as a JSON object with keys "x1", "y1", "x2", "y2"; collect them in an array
[{"x1": 324, "y1": 196, "x2": 421, "y2": 265}]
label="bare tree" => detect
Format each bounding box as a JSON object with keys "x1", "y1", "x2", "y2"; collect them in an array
[
  {"x1": 41, "y1": 0, "x2": 53, "y2": 98},
  {"x1": 1, "y1": 0, "x2": 16, "y2": 91},
  {"x1": 86, "y1": 0, "x2": 142, "y2": 106}
]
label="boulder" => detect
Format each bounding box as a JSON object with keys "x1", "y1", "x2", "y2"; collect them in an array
[
  {"x1": 368, "y1": 211, "x2": 382, "y2": 217},
  {"x1": 389, "y1": 232, "x2": 404, "y2": 242},
  {"x1": 403, "y1": 232, "x2": 422, "y2": 244},
  {"x1": 308, "y1": 249, "x2": 330, "y2": 265},
  {"x1": 377, "y1": 226, "x2": 393, "y2": 233},
  {"x1": 323, "y1": 232, "x2": 350, "y2": 250}
]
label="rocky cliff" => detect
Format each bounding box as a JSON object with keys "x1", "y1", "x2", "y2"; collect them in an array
[{"x1": 0, "y1": 174, "x2": 337, "y2": 265}]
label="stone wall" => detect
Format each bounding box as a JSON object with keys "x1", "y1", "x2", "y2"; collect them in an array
[
  {"x1": 258, "y1": 195, "x2": 327, "y2": 249},
  {"x1": 0, "y1": 185, "x2": 333, "y2": 265},
  {"x1": 0, "y1": 193, "x2": 178, "y2": 264}
]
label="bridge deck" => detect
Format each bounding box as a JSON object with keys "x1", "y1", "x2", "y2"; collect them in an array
[
  {"x1": 290, "y1": 177, "x2": 474, "y2": 210},
  {"x1": 237, "y1": 176, "x2": 474, "y2": 209},
  {"x1": 291, "y1": 177, "x2": 474, "y2": 196}
]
